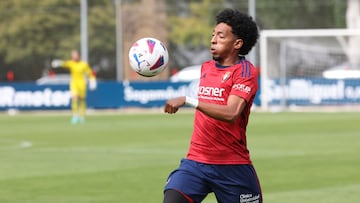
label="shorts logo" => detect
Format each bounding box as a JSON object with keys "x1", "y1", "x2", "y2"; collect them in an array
[
  {"x1": 232, "y1": 83, "x2": 251, "y2": 94},
  {"x1": 166, "y1": 177, "x2": 171, "y2": 185},
  {"x1": 240, "y1": 194, "x2": 260, "y2": 203}
]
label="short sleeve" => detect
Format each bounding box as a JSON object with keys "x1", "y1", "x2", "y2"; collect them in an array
[
  {"x1": 85, "y1": 63, "x2": 95, "y2": 79},
  {"x1": 230, "y1": 61, "x2": 258, "y2": 103},
  {"x1": 62, "y1": 60, "x2": 72, "y2": 69}
]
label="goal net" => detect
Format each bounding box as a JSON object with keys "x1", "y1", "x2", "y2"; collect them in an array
[{"x1": 259, "y1": 29, "x2": 360, "y2": 111}]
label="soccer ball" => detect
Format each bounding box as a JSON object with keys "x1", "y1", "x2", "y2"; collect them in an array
[{"x1": 128, "y1": 37, "x2": 169, "y2": 77}]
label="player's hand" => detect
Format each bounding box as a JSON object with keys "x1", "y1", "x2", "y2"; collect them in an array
[
  {"x1": 164, "y1": 96, "x2": 186, "y2": 114},
  {"x1": 89, "y1": 79, "x2": 97, "y2": 90},
  {"x1": 51, "y1": 59, "x2": 63, "y2": 68}
]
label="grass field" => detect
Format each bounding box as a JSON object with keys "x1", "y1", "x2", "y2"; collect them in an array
[{"x1": 0, "y1": 111, "x2": 359, "y2": 203}]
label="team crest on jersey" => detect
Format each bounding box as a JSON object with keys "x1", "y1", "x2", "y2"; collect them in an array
[{"x1": 222, "y1": 71, "x2": 231, "y2": 82}]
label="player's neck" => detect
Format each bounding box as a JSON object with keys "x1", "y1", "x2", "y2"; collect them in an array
[{"x1": 215, "y1": 55, "x2": 241, "y2": 66}]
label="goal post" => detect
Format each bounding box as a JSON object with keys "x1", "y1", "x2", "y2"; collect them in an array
[{"x1": 259, "y1": 28, "x2": 360, "y2": 111}]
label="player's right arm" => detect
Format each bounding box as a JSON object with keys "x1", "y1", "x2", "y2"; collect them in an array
[
  {"x1": 51, "y1": 59, "x2": 64, "y2": 68},
  {"x1": 164, "y1": 95, "x2": 247, "y2": 123},
  {"x1": 165, "y1": 63, "x2": 257, "y2": 123}
]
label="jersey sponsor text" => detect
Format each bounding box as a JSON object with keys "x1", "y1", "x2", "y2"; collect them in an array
[
  {"x1": 232, "y1": 83, "x2": 251, "y2": 94},
  {"x1": 198, "y1": 86, "x2": 225, "y2": 97}
]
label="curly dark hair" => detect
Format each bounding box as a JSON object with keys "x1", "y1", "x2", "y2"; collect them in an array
[{"x1": 216, "y1": 8, "x2": 259, "y2": 55}]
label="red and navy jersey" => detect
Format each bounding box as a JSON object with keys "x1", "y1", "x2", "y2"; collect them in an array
[{"x1": 187, "y1": 57, "x2": 258, "y2": 164}]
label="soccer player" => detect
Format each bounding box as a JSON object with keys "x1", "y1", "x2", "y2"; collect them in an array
[
  {"x1": 51, "y1": 50, "x2": 97, "y2": 124},
  {"x1": 163, "y1": 9, "x2": 262, "y2": 203}
]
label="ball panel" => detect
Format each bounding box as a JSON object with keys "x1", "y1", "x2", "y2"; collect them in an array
[
  {"x1": 146, "y1": 38, "x2": 156, "y2": 54},
  {"x1": 150, "y1": 55, "x2": 165, "y2": 71}
]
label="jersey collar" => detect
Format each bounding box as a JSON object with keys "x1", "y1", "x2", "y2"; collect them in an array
[{"x1": 215, "y1": 56, "x2": 246, "y2": 69}]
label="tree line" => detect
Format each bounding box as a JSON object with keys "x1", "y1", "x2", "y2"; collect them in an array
[{"x1": 0, "y1": 0, "x2": 346, "y2": 81}]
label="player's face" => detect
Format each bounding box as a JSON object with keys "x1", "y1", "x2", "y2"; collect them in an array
[
  {"x1": 71, "y1": 51, "x2": 80, "y2": 61},
  {"x1": 210, "y1": 23, "x2": 243, "y2": 63}
]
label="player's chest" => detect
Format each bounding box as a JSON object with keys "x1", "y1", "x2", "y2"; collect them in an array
[
  {"x1": 198, "y1": 69, "x2": 235, "y2": 102},
  {"x1": 199, "y1": 69, "x2": 234, "y2": 90},
  {"x1": 71, "y1": 64, "x2": 87, "y2": 74}
]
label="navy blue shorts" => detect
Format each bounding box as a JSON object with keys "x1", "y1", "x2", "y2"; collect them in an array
[{"x1": 164, "y1": 159, "x2": 262, "y2": 203}]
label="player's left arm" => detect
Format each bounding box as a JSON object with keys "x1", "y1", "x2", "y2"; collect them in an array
[
  {"x1": 85, "y1": 63, "x2": 97, "y2": 90},
  {"x1": 164, "y1": 95, "x2": 246, "y2": 123},
  {"x1": 198, "y1": 95, "x2": 246, "y2": 122}
]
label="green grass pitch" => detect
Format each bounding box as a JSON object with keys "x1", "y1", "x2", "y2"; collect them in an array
[{"x1": 0, "y1": 111, "x2": 359, "y2": 203}]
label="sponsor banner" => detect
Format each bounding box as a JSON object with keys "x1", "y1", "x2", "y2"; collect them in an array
[
  {"x1": 0, "y1": 81, "x2": 200, "y2": 110},
  {"x1": 0, "y1": 83, "x2": 71, "y2": 110},
  {"x1": 121, "y1": 80, "x2": 199, "y2": 107},
  {"x1": 264, "y1": 78, "x2": 360, "y2": 105},
  {"x1": 2, "y1": 78, "x2": 359, "y2": 110}
]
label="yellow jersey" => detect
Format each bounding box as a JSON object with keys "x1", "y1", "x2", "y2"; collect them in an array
[
  {"x1": 62, "y1": 60, "x2": 95, "y2": 97},
  {"x1": 62, "y1": 60, "x2": 95, "y2": 85}
]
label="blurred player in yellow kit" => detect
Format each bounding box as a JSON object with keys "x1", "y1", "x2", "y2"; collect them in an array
[{"x1": 51, "y1": 50, "x2": 97, "y2": 124}]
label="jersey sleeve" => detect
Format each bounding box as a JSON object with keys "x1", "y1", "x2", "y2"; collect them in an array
[
  {"x1": 230, "y1": 61, "x2": 258, "y2": 103},
  {"x1": 84, "y1": 63, "x2": 96, "y2": 79},
  {"x1": 62, "y1": 60, "x2": 72, "y2": 69}
]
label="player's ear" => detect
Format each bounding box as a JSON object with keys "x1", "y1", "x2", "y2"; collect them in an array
[{"x1": 234, "y1": 39, "x2": 243, "y2": 50}]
